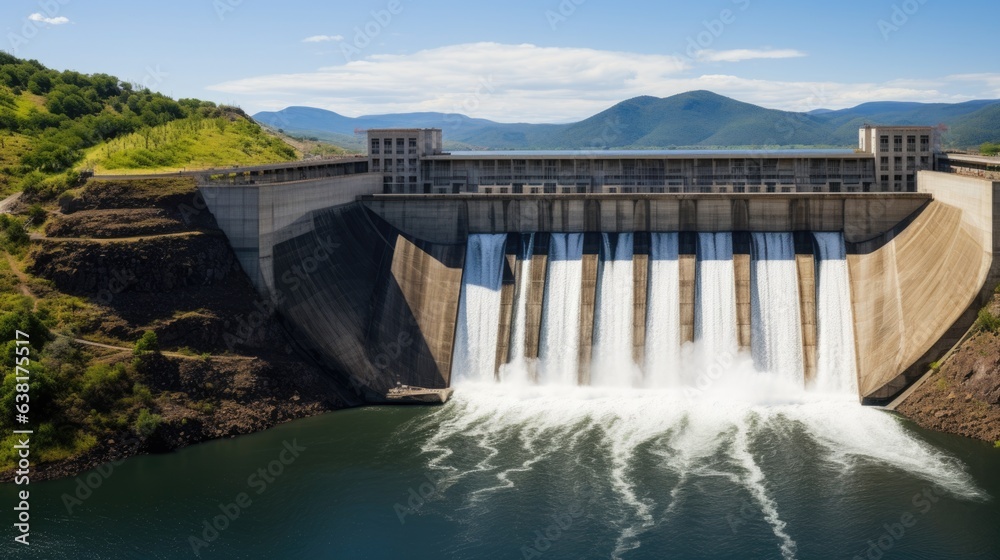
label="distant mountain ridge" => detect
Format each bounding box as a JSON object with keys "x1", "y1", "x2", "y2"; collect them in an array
[{"x1": 253, "y1": 91, "x2": 1000, "y2": 151}]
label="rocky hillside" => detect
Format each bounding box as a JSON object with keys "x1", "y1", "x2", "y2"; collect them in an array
[
  {"x1": 0, "y1": 177, "x2": 361, "y2": 481},
  {"x1": 897, "y1": 294, "x2": 1000, "y2": 445}
]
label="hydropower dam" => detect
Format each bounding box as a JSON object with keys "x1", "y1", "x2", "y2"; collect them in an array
[{"x1": 193, "y1": 154, "x2": 1000, "y2": 406}]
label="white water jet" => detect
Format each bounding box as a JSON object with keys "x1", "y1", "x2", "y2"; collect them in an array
[
  {"x1": 500, "y1": 234, "x2": 536, "y2": 385},
  {"x1": 813, "y1": 232, "x2": 859, "y2": 395},
  {"x1": 644, "y1": 233, "x2": 681, "y2": 387},
  {"x1": 695, "y1": 233, "x2": 738, "y2": 359},
  {"x1": 538, "y1": 233, "x2": 584, "y2": 386},
  {"x1": 750, "y1": 233, "x2": 805, "y2": 385},
  {"x1": 451, "y1": 234, "x2": 507, "y2": 383},
  {"x1": 592, "y1": 233, "x2": 639, "y2": 387}
]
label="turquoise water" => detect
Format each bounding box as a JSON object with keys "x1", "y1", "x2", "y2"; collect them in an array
[{"x1": 2, "y1": 387, "x2": 999, "y2": 560}]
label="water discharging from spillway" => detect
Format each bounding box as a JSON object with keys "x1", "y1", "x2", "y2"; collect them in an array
[
  {"x1": 450, "y1": 234, "x2": 507, "y2": 384},
  {"x1": 437, "y1": 232, "x2": 984, "y2": 560},
  {"x1": 695, "y1": 233, "x2": 738, "y2": 360},
  {"x1": 499, "y1": 234, "x2": 535, "y2": 385},
  {"x1": 538, "y1": 233, "x2": 584, "y2": 386},
  {"x1": 592, "y1": 233, "x2": 639, "y2": 386},
  {"x1": 750, "y1": 232, "x2": 805, "y2": 386},
  {"x1": 814, "y1": 232, "x2": 859, "y2": 394},
  {"x1": 644, "y1": 233, "x2": 681, "y2": 387}
]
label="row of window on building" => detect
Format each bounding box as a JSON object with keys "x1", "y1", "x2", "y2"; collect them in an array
[
  {"x1": 370, "y1": 137, "x2": 418, "y2": 155},
  {"x1": 370, "y1": 158, "x2": 418, "y2": 172},
  {"x1": 879, "y1": 134, "x2": 931, "y2": 153}
]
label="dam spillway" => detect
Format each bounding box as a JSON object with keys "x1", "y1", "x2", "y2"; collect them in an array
[
  {"x1": 452, "y1": 231, "x2": 858, "y2": 392},
  {"x1": 198, "y1": 180, "x2": 1000, "y2": 404}
]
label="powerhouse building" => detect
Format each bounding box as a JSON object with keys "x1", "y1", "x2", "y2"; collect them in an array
[{"x1": 368, "y1": 125, "x2": 943, "y2": 195}]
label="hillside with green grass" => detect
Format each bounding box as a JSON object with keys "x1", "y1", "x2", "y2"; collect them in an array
[
  {"x1": 0, "y1": 53, "x2": 299, "y2": 198},
  {"x1": 80, "y1": 110, "x2": 296, "y2": 174}
]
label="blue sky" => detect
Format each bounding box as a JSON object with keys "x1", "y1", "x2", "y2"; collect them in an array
[{"x1": 3, "y1": 0, "x2": 998, "y2": 122}]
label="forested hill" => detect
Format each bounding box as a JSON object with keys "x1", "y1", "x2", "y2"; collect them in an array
[
  {"x1": 256, "y1": 90, "x2": 1000, "y2": 151},
  {"x1": 0, "y1": 53, "x2": 297, "y2": 198}
]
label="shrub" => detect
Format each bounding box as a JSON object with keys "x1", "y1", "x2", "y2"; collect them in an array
[
  {"x1": 133, "y1": 330, "x2": 159, "y2": 356},
  {"x1": 131, "y1": 383, "x2": 153, "y2": 405},
  {"x1": 26, "y1": 204, "x2": 46, "y2": 225},
  {"x1": 80, "y1": 363, "x2": 129, "y2": 410},
  {"x1": 976, "y1": 308, "x2": 1000, "y2": 334},
  {"x1": 134, "y1": 408, "x2": 162, "y2": 438},
  {"x1": 0, "y1": 215, "x2": 29, "y2": 250}
]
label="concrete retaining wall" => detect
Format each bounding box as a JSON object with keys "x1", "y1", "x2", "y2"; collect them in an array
[{"x1": 850, "y1": 172, "x2": 1000, "y2": 402}]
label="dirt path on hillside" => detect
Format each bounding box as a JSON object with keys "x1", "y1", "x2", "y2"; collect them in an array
[
  {"x1": 4, "y1": 252, "x2": 38, "y2": 311},
  {"x1": 55, "y1": 334, "x2": 258, "y2": 362},
  {"x1": 29, "y1": 231, "x2": 205, "y2": 243},
  {"x1": 0, "y1": 192, "x2": 20, "y2": 214}
]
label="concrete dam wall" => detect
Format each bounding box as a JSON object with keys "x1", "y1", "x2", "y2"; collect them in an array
[{"x1": 199, "y1": 173, "x2": 1000, "y2": 403}]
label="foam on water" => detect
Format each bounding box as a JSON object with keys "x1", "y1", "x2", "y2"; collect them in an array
[{"x1": 415, "y1": 384, "x2": 986, "y2": 559}]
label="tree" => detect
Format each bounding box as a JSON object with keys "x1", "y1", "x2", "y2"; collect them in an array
[{"x1": 133, "y1": 330, "x2": 159, "y2": 356}]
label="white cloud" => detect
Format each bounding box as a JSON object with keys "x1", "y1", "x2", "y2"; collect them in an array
[
  {"x1": 695, "y1": 49, "x2": 806, "y2": 63},
  {"x1": 206, "y1": 42, "x2": 1000, "y2": 122},
  {"x1": 28, "y1": 13, "x2": 70, "y2": 25},
  {"x1": 303, "y1": 35, "x2": 344, "y2": 43}
]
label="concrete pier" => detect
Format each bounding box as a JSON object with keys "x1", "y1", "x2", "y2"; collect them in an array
[
  {"x1": 733, "y1": 233, "x2": 752, "y2": 351},
  {"x1": 525, "y1": 235, "x2": 549, "y2": 362},
  {"x1": 632, "y1": 234, "x2": 649, "y2": 365},
  {"x1": 578, "y1": 237, "x2": 599, "y2": 385},
  {"x1": 795, "y1": 233, "x2": 818, "y2": 385}
]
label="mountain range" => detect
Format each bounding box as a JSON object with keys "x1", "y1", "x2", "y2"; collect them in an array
[{"x1": 253, "y1": 90, "x2": 1000, "y2": 151}]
